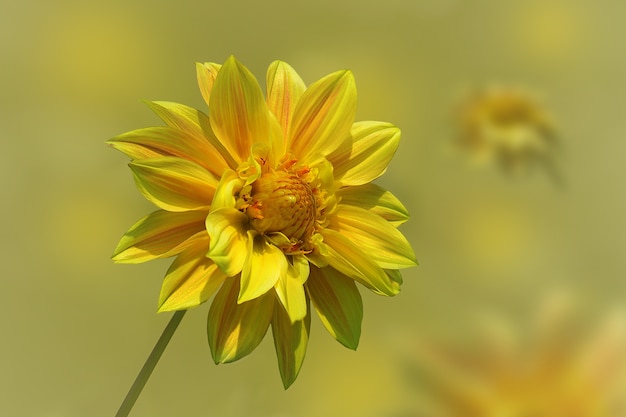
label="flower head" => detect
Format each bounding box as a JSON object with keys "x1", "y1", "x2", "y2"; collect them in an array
[
  {"x1": 455, "y1": 85, "x2": 560, "y2": 179},
  {"x1": 109, "y1": 56, "x2": 416, "y2": 388}
]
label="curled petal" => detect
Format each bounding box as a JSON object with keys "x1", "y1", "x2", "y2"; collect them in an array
[
  {"x1": 329, "y1": 121, "x2": 401, "y2": 186},
  {"x1": 208, "y1": 277, "x2": 274, "y2": 364},
  {"x1": 158, "y1": 235, "x2": 227, "y2": 312},
  {"x1": 196, "y1": 62, "x2": 222, "y2": 108},
  {"x1": 266, "y1": 60, "x2": 306, "y2": 141},
  {"x1": 271, "y1": 301, "x2": 311, "y2": 389},
  {"x1": 289, "y1": 70, "x2": 356, "y2": 163},
  {"x1": 320, "y1": 229, "x2": 400, "y2": 296},
  {"x1": 209, "y1": 56, "x2": 279, "y2": 163},
  {"x1": 307, "y1": 266, "x2": 362, "y2": 350},
  {"x1": 146, "y1": 100, "x2": 237, "y2": 170},
  {"x1": 129, "y1": 157, "x2": 218, "y2": 212},
  {"x1": 211, "y1": 169, "x2": 244, "y2": 210},
  {"x1": 331, "y1": 205, "x2": 417, "y2": 269},
  {"x1": 112, "y1": 210, "x2": 208, "y2": 263},
  {"x1": 274, "y1": 255, "x2": 310, "y2": 323},
  {"x1": 239, "y1": 233, "x2": 287, "y2": 303},
  {"x1": 336, "y1": 183, "x2": 409, "y2": 227},
  {"x1": 206, "y1": 208, "x2": 249, "y2": 276}
]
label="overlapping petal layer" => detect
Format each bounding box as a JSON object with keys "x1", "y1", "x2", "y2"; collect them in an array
[
  {"x1": 331, "y1": 205, "x2": 417, "y2": 269},
  {"x1": 208, "y1": 277, "x2": 274, "y2": 364},
  {"x1": 112, "y1": 210, "x2": 207, "y2": 263},
  {"x1": 158, "y1": 235, "x2": 226, "y2": 312},
  {"x1": 288, "y1": 70, "x2": 357, "y2": 164},
  {"x1": 129, "y1": 157, "x2": 218, "y2": 212},
  {"x1": 336, "y1": 183, "x2": 409, "y2": 227},
  {"x1": 307, "y1": 267, "x2": 362, "y2": 349}
]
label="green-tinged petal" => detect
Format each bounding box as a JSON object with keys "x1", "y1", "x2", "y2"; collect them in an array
[
  {"x1": 274, "y1": 255, "x2": 310, "y2": 323},
  {"x1": 331, "y1": 205, "x2": 417, "y2": 269},
  {"x1": 196, "y1": 62, "x2": 222, "y2": 108},
  {"x1": 307, "y1": 266, "x2": 362, "y2": 349},
  {"x1": 206, "y1": 208, "x2": 249, "y2": 277},
  {"x1": 271, "y1": 302, "x2": 311, "y2": 389},
  {"x1": 108, "y1": 126, "x2": 230, "y2": 178},
  {"x1": 386, "y1": 268, "x2": 403, "y2": 285},
  {"x1": 239, "y1": 233, "x2": 287, "y2": 303},
  {"x1": 336, "y1": 183, "x2": 409, "y2": 227},
  {"x1": 320, "y1": 229, "x2": 400, "y2": 296},
  {"x1": 288, "y1": 70, "x2": 356, "y2": 163},
  {"x1": 158, "y1": 236, "x2": 227, "y2": 312},
  {"x1": 209, "y1": 56, "x2": 278, "y2": 163},
  {"x1": 329, "y1": 121, "x2": 401, "y2": 186},
  {"x1": 266, "y1": 61, "x2": 306, "y2": 140},
  {"x1": 130, "y1": 157, "x2": 218, "y2": 212},
  {"x1": 146, "y1": 100, "x2": 237, "y2": 169},
  {"x1": 112, "y1": 210, "x2": 208, "y2": 263},
  {"x1": 211, "y1": 169, "x2": 244, "y2": 210},
  {"x1": 208, "y1": 277, "x2": 274, "y2": 364}
]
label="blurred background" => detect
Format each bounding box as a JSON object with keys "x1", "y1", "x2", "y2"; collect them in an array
[{"x1": 2, "y1": 0, "x2": 626, "y2": 416}]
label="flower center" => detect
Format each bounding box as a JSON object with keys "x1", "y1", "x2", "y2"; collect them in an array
[{"x1": 241, "y1": 170, "x2": 316, "y2": 251}]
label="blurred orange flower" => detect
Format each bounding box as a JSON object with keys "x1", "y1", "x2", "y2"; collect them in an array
[{"x1": 403, "y1": 296, "x2": 626, "y2": 416}]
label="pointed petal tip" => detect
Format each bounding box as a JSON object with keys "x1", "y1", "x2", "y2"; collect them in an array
[
  {"x1": 156, "y1": 302, "x2": 178, "y2": 313},
  {"x1": 337, "y1": 69, "x2": 355, "y2": 85},
  {"x1": 281, "y1": 374, "x2": 297, "y2": 390},
  {"x1": 224, "y1": 54, "x2": 239, "y2": 67},
  {"x1": 343, "y1": 340, "x2": 359, "y2": 351},
  {"x1": 110, "y1": 247, "x2": 136, "y2": 264}
]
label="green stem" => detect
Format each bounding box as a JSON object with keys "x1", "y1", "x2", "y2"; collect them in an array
[{"x1": 115, "y1": 310, "x2": 187, "y2": 417}]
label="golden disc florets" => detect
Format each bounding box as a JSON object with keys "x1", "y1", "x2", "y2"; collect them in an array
[{"x1": 235, "y1": 162, "x2": 319, "y2": 253}]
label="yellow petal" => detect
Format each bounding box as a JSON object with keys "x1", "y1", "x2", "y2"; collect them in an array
[
  {"x1": 209, "y1": 56, "x2": 277, "y2": 163},
  {"x1": 329, "y1": 121, "x2": 401, "y2": 186},
  {"x1": 208, "y1": 277, "x2": 274, "y2": 364},
  {"x1": 108, "y1": 126, "x2": 230, "y2": 179},
  {"x1": 205, "y1": 208, "x2": 249, "y2": 277},
  {"x1": 107, "y1": 127, "x2": 180, "y2": 160},
  {"x1": 196, "y1": 62, "x2": 222, "y2": 108},
  {"x1": 112, "y1": 210, "x2": 207, "y2": 263},
  {"x1": 288, "y1": 70, "x2": 356, "y2": 163},
  {"x1": 274, "y1": 255, "x2": 310, "y2": 323},
  {"x1": 320, "y1": 229, "x2": 400, "y2": 296},
  {"x1": 146, "y1": 100, "x2": 238, "y2": 170},
  {"x1": 271, "y1": 302, "x2": 311, "y2": 389},
  {"x1": 158, "y1": 236, "x2": 227, "y2": 312},
  {"x1": 211, "y1": 169, "x2": 244, "y2": 210},
  {"x1": 307, "y1": 266, "x2": 362, "y2": 349},
  {"x1": 239, "y1": 233, "x2": 287, "y2": 303},
  {"x1": 336, "y1": 183, "x2": 409, "y2": 227},
  {"x1": 130, "y1": 157, "x2": 218, "y2": 212},
  {"x1": 331, "y1": 205, "x2": 417, "y2": 269},
  {"x1": 266, "y1": 60, "x2": 306, "y2": 140}
]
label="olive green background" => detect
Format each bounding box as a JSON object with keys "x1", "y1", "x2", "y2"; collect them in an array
[{"x1": 3, "y1": 0, "x2": 625, "y2": 416}]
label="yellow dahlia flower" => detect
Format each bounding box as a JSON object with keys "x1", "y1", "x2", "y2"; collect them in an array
[
  {"x1": 109, "y1": 56, "x2": 416, "y2": 388},
  {"x1": 456, "y1": 85, "x2": 560, "y2": 179}
]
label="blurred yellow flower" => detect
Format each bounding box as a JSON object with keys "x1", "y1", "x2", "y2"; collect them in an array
[
  {"x1": 109, "y1": 56, "x2": 416, "y2": 388},
  {"x1": 456, "y1": 86, "x2": 560, "y2": 180},
  {"x1": 403, "y1": 296, "x2": 626, "y2": 416}
]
